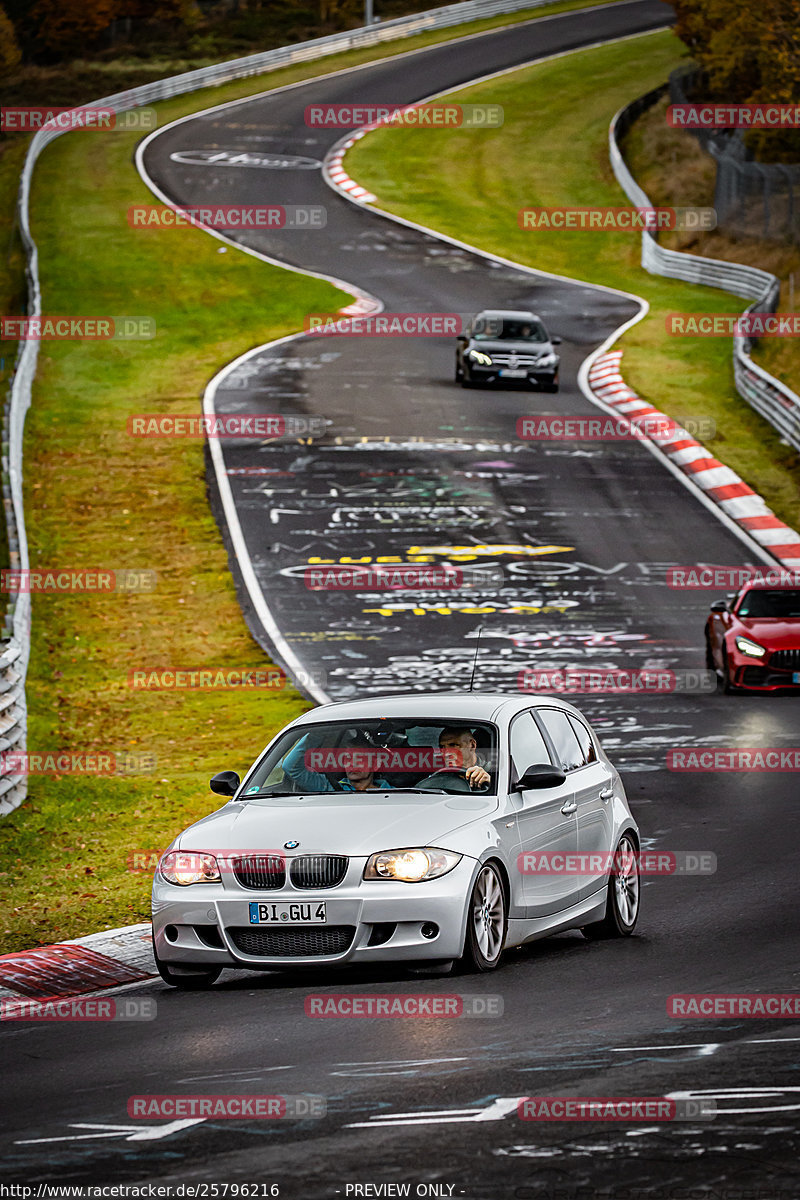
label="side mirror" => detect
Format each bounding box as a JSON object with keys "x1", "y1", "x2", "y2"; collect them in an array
[
  {"x1": 456, "y1": 335, "x2": 468, "y2": 345},
  {"x1": 551, "y1": 335, "x2": 562, "y2": 345},
  {"x1": 210, "y1": 770, "x2": 241, "y2": 797},
  {"x1": 710, "y1": 599, "x2": 728, "y2": 613},
  {"x1": 513, "y1": 765, "x2": 567, "y2": 791}
]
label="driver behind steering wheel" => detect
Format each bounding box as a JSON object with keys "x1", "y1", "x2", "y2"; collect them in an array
[{"x1": 437, "y1": 727, "x2": 491, "y2": 790}]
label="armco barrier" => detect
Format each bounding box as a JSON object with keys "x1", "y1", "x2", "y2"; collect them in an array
[
  {"x1": 2, "y1": 0, "x2": 552, "y2": 817},
  {"x1": 609, "y1": 88, "x2": 800, "y2": 452}
]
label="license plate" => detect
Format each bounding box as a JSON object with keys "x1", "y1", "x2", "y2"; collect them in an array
[
  {"x1": 500, "y1": 368, "x2": 527, "y2": 378},
  {"x1": 793, "y1": 672, "x2": 800, "y2": 684},
  {"x1": 249, "y1": 901, "x2": 326, "y2": 924}
]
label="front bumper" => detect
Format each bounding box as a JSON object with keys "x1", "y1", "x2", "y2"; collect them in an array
[
  {"x1": 732, "y1": 660, "x2": 800, "y2": 690},
  {"x1": 467, "y1": 364, "x2": 557, "y2": 387},
  {"x1": 152, "y1": 855, "x2": 477, "y2": 969}
]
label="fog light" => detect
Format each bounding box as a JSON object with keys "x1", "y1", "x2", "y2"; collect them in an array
[
  {"x1": 367, "y1": 922, "x2": 396, "y2": 947},
  {"x1": 421, "y1": 922, "x2": 439, "y2": 940},
  {"x1": 165, "y1": 924, "x2": 179, "y2": 942}
]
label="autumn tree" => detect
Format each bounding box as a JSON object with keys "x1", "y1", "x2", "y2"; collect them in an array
[
  {"x1": 318, "y1": 0, "x2": 362, "y2": 25},
  {"x1": 114, "y1": 0, "x2": 194, "y2": 20},
  {"x1": 671, "y1": 0, "x2": 800, "y2": 158},
  {"x1": 0, "y1": 3, "x2": 22, "y2": 72},
  {"x1": 29, "y1": 0, "x2": 117, "y2": 57}
]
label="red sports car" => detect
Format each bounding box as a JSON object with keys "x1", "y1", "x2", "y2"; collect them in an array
[{"x1": 705, "y1": 581, "x2": 800, "y2": 692}]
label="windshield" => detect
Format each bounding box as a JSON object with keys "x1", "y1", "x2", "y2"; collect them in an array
[
  {"x1": 472, "y1": 317, "x2": 547, "y2": 343},
  {"x1": 737, "y1": 589, "x2": 800, "y2": 618},
  {"x1": 242, "y1": 719, "x2": 499, "y2": 797}
]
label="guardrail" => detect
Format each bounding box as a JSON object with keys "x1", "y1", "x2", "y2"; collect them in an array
[
  {"x1": 2, "y1": 0, "x2": 553, "y2": 816},
  {"x1": 608, "y1": 87, "x2": 800, "y2": 452}
]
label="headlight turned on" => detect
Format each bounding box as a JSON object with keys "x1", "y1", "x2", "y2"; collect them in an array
[
  {"x1": 735, "y1": 636, "x2": 768, "y2": 658},
  {"x1": 364, "y1": 848, "x2": 462, "y2": 883},
  {"x1": 159, "y1": 850, "x2": 221, "y2": 885},
  {"x1": 469, "y1": 350, "x2": 493, "y2": 365}
]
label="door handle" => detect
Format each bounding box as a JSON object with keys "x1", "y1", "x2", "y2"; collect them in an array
[
  {"x1": 560, "y1": 800, "x2": 577, "y2": 815},
  {"x1": 599, "y1": 786, "x2": 613, "y2": 802}
]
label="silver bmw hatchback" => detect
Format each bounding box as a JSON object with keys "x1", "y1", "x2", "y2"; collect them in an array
[{"x1": 151, "y1": 693, "x2": 640, "y2": 987}]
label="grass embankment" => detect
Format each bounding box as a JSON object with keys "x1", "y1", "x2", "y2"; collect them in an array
[
  {"x1": 346, "y1": 29, "x2": 800, "y2": 528},
  {"x1": 622, "y1": 93, "x2": 800, "y2": 397},
  {"x1": 0, "y1": 92, "x2": 347, "y2": 954},
  {"x1": 0, "y1": 0, "x2": 633, "y2": 954}
]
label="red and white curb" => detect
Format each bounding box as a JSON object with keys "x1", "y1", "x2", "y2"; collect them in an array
[
  {"x1": 336, "y1": 294, "x2": 383, "y2": 317},
  {"x1": 588, "y1": 351, "x2": 800, "y2": 569},
  {"x1": 0, "y1": 923, "x2": 155, "y2": 1008},
  {"x1": 326, "y1": 129, "x2": 376, "y2": 203}
]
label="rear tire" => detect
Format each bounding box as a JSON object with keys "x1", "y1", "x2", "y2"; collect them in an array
[
  {"x1": 582, "y1": 834, "x2": 640, "y2": 939},
  {"x1": 459, "y1": 863, "x2": 507, "y2": 972},
  {"x1": 153, "y1": 941, "x2": 222, "y2": 990}
]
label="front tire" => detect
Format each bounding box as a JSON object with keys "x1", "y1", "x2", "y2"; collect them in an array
[
  {"x1": 582, "y1": 834, "x2": 640, "y2": 939},
  {"x1": 460, "y1": 863, "x2": 507, "y2": 972},
  {"x1": 153, "y1": 942, "x2": 222, "y2": 990}
]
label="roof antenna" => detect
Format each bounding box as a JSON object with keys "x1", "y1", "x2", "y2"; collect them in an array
[{"x1": 468, "y1": 625, "x2": 483, "y2": 693}]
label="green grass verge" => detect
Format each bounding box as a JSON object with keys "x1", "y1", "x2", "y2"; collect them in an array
[
  {"x1": 0, "y1": 77, "x2": 349, "y2": 954},
  {"x1": 346, "y1": 29, "x2": 800, "y2": 528},
  {"x1": 0, "y1": 0, "x2": 636, "y2": 954}
]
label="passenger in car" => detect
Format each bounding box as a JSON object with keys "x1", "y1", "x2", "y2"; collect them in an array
[{"x1": 283, "y1": 732, "x2": 394, "y2": 793}]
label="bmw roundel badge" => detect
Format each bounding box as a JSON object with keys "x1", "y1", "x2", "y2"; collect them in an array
[{"x1": 284, "y1": 840, "x2": 300, "y2": 849}]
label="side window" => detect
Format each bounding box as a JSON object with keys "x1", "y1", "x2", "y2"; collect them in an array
[
  {"x1": 537, "y1": 709, "x2": 585, "y2": 772},
  {"x1": 509, "y1": 713, "x2": 552, "y2": 784},
  {"x1": 567, "y1": 715, "x2": 597, "y2": 764}
]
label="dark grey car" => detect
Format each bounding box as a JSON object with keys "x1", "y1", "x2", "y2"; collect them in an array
[{"x1": 455, "y1": 308, "x2": 561, "y2": 391}]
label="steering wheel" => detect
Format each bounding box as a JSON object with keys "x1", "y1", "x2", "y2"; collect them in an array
[{"x1": 413, "y1": 768, "x2": 475, "y2": 794}]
